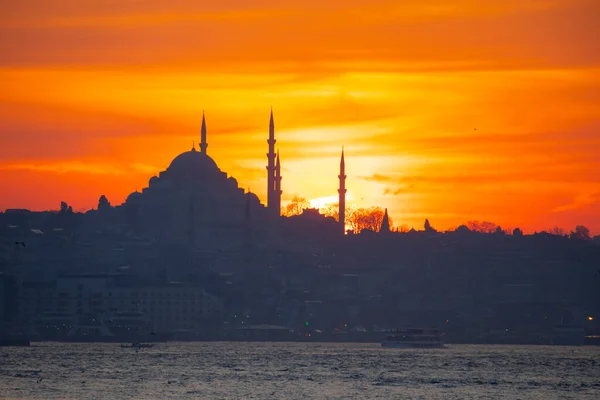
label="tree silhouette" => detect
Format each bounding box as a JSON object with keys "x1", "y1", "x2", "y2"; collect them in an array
[
  {"x1": 513, "y1": 227, "x2": 523, "y2": 237},
  {"x1": 397, "y1": 224, "x2": 409, "y2": 233},
  {"x1": 60, "y1": 201, "x2": 73, "y2": 214},
  {"x1": 570, "y1": 225, "x2": 590, "y2": 240},
  {"x1": 424, "y1": 219, "x2": 436, "y2": 232},
  {"x1": 320, "y1": 203, "x2": 340, "y2": 222},
  {"x1": 283, "y1": 196, "x2": 310, "y2": 217},
  {"x1": 98, "y1": 195, "x2": 111, "y2": 211},
  {"x1": 467, "y1": 220, "x2": 497, "y2": 233},
  {"x1": 347, "y1": 207, "x2": 391, "y2": 234},
  {"x1": 548, "y1": 226, "x2": 566, "y2": 236},
  {"x1": 320, "y1": 203, "x2": 395, "y2": 233}
]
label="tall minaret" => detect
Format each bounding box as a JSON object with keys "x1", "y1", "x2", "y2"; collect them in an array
[
  {"x1": 266, "y1": 108, "x2": 277, "y2": 215},
  {"x1": 338, "y1": 147, "x2": 346, "y2": 234},
  {"x1": 275, "y1": 150, "x2": 282, "y2": 215},
  {"x1": 200, "y1": 111, "x2": 208, "y2": 154}
]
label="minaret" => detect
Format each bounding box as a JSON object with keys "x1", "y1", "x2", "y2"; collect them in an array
[
  {"x1": 275, "y1": 150, "x2": 282, "y2": 216},
  {"x1": 266, "y1": 108, "x2": 277, "y2": 215},
  {"x1": 338, "y1": 147, "x2": 346, "y2": 234},
  {"x1": 380, "y1": 208, "x2": 390, "y2": 233},
  {"x1": 200, "y1": 111, "x2": 208, "y2": 154}
]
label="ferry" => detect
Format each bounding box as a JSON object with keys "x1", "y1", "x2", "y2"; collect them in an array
[{"x1": 381, "y1": 328, "x2": 445, "y2": 348}]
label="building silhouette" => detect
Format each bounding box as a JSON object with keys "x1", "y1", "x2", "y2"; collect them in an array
[
  {"x1": 119, "y1": 112, "x2": 278, "y2": 249},
  {"x1": 338, "y1": 148, "x2": 347, "y2": 235},
  {"x1": 199, "y1": 111, "x2": 208, "y2": 154},
  {"x1": 112, "y1": 108, "x2": 349, "y2": 250},
  {"x1": 380, "y1": 208, "x2": 390, "y2": 233},
  {"x1": 266, "y1": 108, "x2": 281, "y2": 217}
]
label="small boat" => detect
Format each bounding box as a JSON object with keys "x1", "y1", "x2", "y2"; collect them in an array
[{"x1": 381, "y1": 328, "x2": 445, "y2": 348}]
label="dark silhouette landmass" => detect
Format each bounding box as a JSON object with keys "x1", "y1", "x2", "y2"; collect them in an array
[{"x1": 1, "y1": 110, "x2": 598, "y2": 345}]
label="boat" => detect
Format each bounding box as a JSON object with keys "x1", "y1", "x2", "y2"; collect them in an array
[{"x1": 381, "y1": 328, "x2": 445, "y2": 348}]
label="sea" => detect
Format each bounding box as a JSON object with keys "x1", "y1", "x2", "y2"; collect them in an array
[{"x1": 1, "y1": 342, "x2": 599, "y2": 399}]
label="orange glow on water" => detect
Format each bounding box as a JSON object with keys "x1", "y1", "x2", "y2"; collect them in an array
[{"x1": 1, "y1": 0, "x2": 599, "y2": 234}]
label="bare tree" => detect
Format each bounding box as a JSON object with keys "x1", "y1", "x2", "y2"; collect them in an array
[
  {"x1": 320, "y1": 203, "x2": 339, "y2": 222},
  {"x1": 347, "y1": 207, "x2": 391, "y2": 234},
  {"x1": 548, "y1": 226, "x2": 566, "y2": 236},
  {"x1": 283, "y1": 196, "x2": 310, "y2": 217},
  {"x1": 397, "y1": 224, "x2": 409, "y2": 233},
  {"x1": 467, "y1": 220, "x2": 497, "y2": 234}
]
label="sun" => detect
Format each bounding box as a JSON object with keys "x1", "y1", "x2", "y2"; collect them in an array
[
  {"x1": 309, "y1": 195, "x2": 338, "y2": 210},
  {"x1": 308, "y1": 192, "x2": 355, "y2": 210}
]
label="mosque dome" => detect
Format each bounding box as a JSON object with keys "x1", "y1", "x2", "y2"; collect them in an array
[
  {"x1": 126, "y1": 191, "x2": 142, "y2": 204},
  {"x1": 149, "y1": 176, "x2": 159, "y2": 187},
  {"x1": 245, "y1": 191, "x2": 261, "y2": 206},
  {"x1": 167, "y1": 148, "x2": 220, "y2": 176},
  {"x1": 227, "y1": 176, "x2": 238, "y2": 187}
]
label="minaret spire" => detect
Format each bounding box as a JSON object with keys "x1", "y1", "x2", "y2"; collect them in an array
[
  {"x1": 338, "y1": 146, "x2": 346, "y2": 235},
  {"x1": 266, "y1": 108, "x2": 277, "y2": 216},
  {"x1": 200, "y1": 111, "x2": 208, "y2": 154}
]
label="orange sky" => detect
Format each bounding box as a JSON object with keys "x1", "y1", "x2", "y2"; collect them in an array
[{"x1": 1, "y1": 0, "x2": 599, "y2": 234}]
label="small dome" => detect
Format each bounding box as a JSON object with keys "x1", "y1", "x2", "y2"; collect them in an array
[
  {"x1": 455, "y1": 225, "x2": 471, "y2": 234},
  {"x1": 245, "y1": 192, "x2": 260, "y2": 206},
  {"x1": 167, "y1": 150, "x2": 220, "y2": 175},
  {"x1": 227, "y1": 176, "x2": 238, "y2": 187},
  {"x1": 126, "y1": 191, "x2": 142, "y2": 204},
  {"x1": 149, "y1": 176, "x2": 159, "y2": 187}
]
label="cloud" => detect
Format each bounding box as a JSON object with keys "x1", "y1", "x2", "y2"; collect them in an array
[
  {"x1": 552, "y1": 191, "x2": 600, "y2": 213},
  {"x1": 0, "y1": 161, "x2": 161, "y2": 176},
  {"x1": 358, "y1": 174, "x2": 395, "y2": 183},
  {"x1": 1, "y1": 1, "x2": 598, "y2": 69},
  {"x1": 383, "y1": 186, "x2": 414, "y2": 196}
]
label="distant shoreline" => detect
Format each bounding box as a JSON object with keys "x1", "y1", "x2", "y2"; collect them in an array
[{"x1": 17, "y1": 339, "x2": 600, "y2": 346}]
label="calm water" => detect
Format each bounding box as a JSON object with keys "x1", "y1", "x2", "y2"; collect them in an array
[{"x1": 1, "y1": 342, "x2": 599, "y2": 399}]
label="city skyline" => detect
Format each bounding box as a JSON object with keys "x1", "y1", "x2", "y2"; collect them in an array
[{"x1": 1, "y1": 0, "x2": 599, "y2": 234}]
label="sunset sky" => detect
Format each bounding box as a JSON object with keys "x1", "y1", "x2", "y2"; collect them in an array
[{"x1": 1, "y1": 0, "x2": 599, "y2": 234}]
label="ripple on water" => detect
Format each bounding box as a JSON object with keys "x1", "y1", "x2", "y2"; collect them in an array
[{"x1": 0, "y1": 343, "x2": 600, "y2": 399}]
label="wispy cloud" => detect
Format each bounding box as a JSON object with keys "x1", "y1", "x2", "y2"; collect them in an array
[
  {"x1": 552, "y1": 191, "x2": 600, "y2": 213},
  {"x1": 0, "y1": 161, "x2": 162, "y2": 176},
  {"x1": 358, "y1": 174, "x2": 396, "y2": 183}
]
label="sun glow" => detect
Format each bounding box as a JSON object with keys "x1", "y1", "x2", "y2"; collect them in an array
[
  {"x1": 1, "y1": 0, "x2": 599, "y2": 234},
  {"x1": 309, "y1": 195, "x2": 340, "y2": 211}
]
